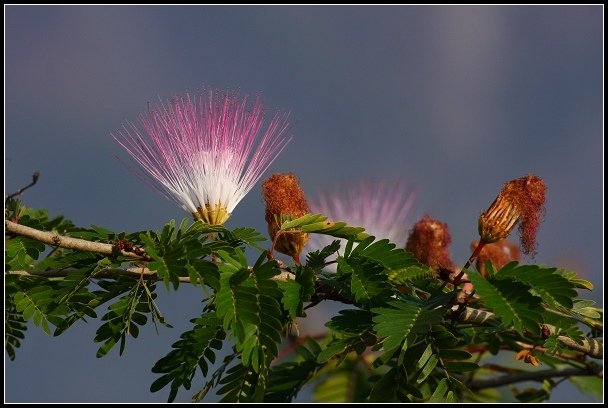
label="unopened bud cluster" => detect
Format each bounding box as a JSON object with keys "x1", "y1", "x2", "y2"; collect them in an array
[{"x1": 262, "y1": 173, "x2": 310, "y2": 263}]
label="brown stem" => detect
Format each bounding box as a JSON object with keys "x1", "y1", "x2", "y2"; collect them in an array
[
  {"x1": 5, "y1": 220, "x2": 148, "y2": 260},
  {"x1": 468, "y1": 365, "x2": 602, "y2": 391},
  {"x1": 453, "y1": 241, "x2": 486, "y2": 284},
  {"x1": 454, "y1": 305, "x2": 603, "y2": 359},
  {"x1": 7, "y1": 267, "x2": 296, "y2": 285}
]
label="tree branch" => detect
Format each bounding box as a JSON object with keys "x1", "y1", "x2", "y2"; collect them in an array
[
  {"x1": 5, "y1": 219, "x2": 602, "y2": 359},
  {"x1": 7, "y1": 267, "x2": 190, "y2": 282},
  {"x1": 468, "y1": 364, "x2": 602, "y2": 391},
  {"x1": 5, "y1": 220, "x2": 146, "y2": 260},
  {"x1": 6, "y1": 267, "x2": 294, "y2": 284},
  {"x1": 454, "y1": 305, "x2": 603, "y2": 359}
]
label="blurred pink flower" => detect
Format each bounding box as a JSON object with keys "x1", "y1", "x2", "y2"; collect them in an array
[
  {"x1": 308, "y1": 179, "x2": 416, "y2": 253},
  {"x1": 112, "y1": 89, "x2": 291, "y2": 224}
]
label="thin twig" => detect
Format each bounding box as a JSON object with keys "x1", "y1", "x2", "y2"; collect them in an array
[
  {"x1": 6, "y1": 171, "x2": 40, "y2": 203},
  {"x1": 468, "y1": 365, "x2": 602, "y2": 391}
]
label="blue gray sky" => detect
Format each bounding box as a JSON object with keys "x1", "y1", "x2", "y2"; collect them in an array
[{"x1": 5, "y1": 5, "x2": 603, "y2": 402}]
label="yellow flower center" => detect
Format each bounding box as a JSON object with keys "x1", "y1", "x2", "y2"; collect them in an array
[{"x1": 193, "y1": 203, "x2": 231, "y2": 225}]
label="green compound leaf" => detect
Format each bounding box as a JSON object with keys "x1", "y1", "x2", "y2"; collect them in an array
[
  {"x1": 264, "y1": 338, "x2": 323, "y2": 402},
  {"x1": 338, "y1": 257, "x2": 391, "y2": 307},
  {"x1": 215, "y1": 250, "x2": 284, "y2": 373},
  {"x1": 372, "y1": 298, "x2": 445, "y2": 352},
  {"x1": 467, "y1": 270, "x2": 544, "y2": 336},
  {"x1": 150, "y1": 313, "x2": 225, "y2": 402},
  {"x1": 349, "y1": 237, "x2": 420, "y2": 270},
  {"x1": 388, "y1": 265, "x2": 435, "y2": 285},
  {"x1": 217, "y1": 363, "x2": 263, "y2": 403},
  {"x1": 493, "y1": 262, "x2": 577, "y2": 308},
  {"x1": 281, "y1": 213, "x2": 368, "y2": 241}
]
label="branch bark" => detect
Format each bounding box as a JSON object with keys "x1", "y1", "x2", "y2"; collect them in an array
[
  {"x1": 468, "y1": 365, "x2": 602, "y2": 390},
  {"x1": 6, "y1": 267, "x2": 294, "y2": 284},
  {"x1": 5, "y1": 220, "x2": 146, "y2": 260},
  {"x1": 454, "y1": 305, "x2": 603, "y2": 359}
]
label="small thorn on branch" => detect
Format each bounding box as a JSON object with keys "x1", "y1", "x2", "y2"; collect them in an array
[{"x1": 6, "y1": 171, "x2": 41, "y2": 203}]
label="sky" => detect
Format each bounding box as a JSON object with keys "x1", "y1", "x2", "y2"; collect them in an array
[{"x1": 4, "y1": 5, "x2": 603, "y2": 403}]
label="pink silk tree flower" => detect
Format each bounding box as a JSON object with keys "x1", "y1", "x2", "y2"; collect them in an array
[
  {"x1": 112, "y1": 89, "x2": 291, "y2": 225},
  {"x1": 308, "y1": 179, "x2": 416, "y2": 253}
]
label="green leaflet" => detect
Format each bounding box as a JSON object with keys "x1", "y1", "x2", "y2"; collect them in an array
[
  {"x1": 215, "y1": 249, "x2": 284, "y2": 373},
  {"x1": 338, "y1": 257, "x2": 392, "y2": 307},
  {"x1": 5, "y1": 299, "x2": 28, "y2": 361},
  {"x1": 264, "y1": 338, "x2": 323, "y2": 402},
  {"x1": 372, "y1": 298, "x2": 445, "y2": 352},
  {"x1": 318, "y1": 309, "x2": 376, "y2": 364},
  {"x1": 280, "y1": 213, "x2": 368, "y2": 241},
  {"x1": 13, "y1": 285, "x2": 65, "y2": 335},
  {"x1": 94, "y1": 280, "x2": 170, "y2": 358},
  {"x1": 229, "y1": 227, "x2": 267, "y2": 245},
  {"x1": 326, "y1": 309, "x2": 373, "y2": 336},
  {"x1": 493, "y1": 262, "x2": 577, "y2": 308},
  {"x1": 312, "y1": 359, "x2": 370, "y2": 403},
  {"x1": 388, "y1": 265, "x2": 435, "y2": 285},
  {"x1": 428, "y1": 378, "x2": 458, "y2": 402},
  {"x1": 278, "y1": 278, "x2": 302, "y2": 319},
  {"x1": 306, "y1": 240, "x2": 341, "y2": 270},
  {"x1": 568, "y1": 376, "x2": 603, "y2": 401},
  {"x1": 367, "y1": 367, "x2": 399, "y2": 402},
  {"x1": 217, "y1": 363, "x2": 262, "y2": 402},
  {"x1": 150, "y1": 313, "x2": 225, "y2": 402},
  {"x1": 5, "y1": 237, "x2": 45, "y2": 270},
  {"x1": 349, "y1": 237, "x2": 420, "y2": 270},
  {"x1": 467, "y1": 270, "x2": 544, "y2": 336},
  {"x1": 277, "y1": 265, "x2": 315, "y2": 319}
]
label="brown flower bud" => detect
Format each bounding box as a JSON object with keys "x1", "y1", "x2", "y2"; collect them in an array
[
  {"x1": 405, "y1": 216, "x2": 454, "y2": 271},
  {"x1": 478, "y1": 174, "x2": 546, "y2": 255},
  {"x1": 262, "y1": 173, "x2": 310, "y2": 263},
  {"x1": 472, "y1": 239, "x2": 520, "y2": 278}
]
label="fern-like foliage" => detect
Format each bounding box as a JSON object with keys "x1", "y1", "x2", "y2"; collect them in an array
[
  {"x1": 214, "y1": 361, "x2": 267, "y2": 402},
  {"x1": 276, "y1": 265, "x2": 315, "y2": 319},
  {"x1": 5, "y1": 298, "x2": 27, "y2": 361},
  {"x1": 337, "y1": 257, "x2": 392, "y2": 307},
  {"x1": 372, "y1": 297, "x2": 446, "y2": 352},
  {"x1": 94, "y1": 279, "x2": 170, "y2": 357},
  {"x1": 215, "y1": 250, "x2": 284, "y2": 375},
  {"x1": 317, "y1": 309, "x2": 376, "y2": 364},
  {"x1": 280, "y1": 213, "x2": 368, "y2": 241},
  {"x1": 491, "y1": 262, "x2": 578, "y2": 308},
  {"x1": 312, "y1": 356, "x2": 371, "y2": 402},
  {"x1": 150, "y1": 313, "x2": 225, "y2": 402},
  {"x1": 4, "y1": 202, "x2": 603, "y2": 403},
  {"x1": 347, "y1": 236, "x2": 418, "y2": 270},
  {"x1": 264, "y1": 337, "x2": 323, "y2": 402},
  {"x1": 467, "y1": 269, "x2": 545, "y2": 336}
]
